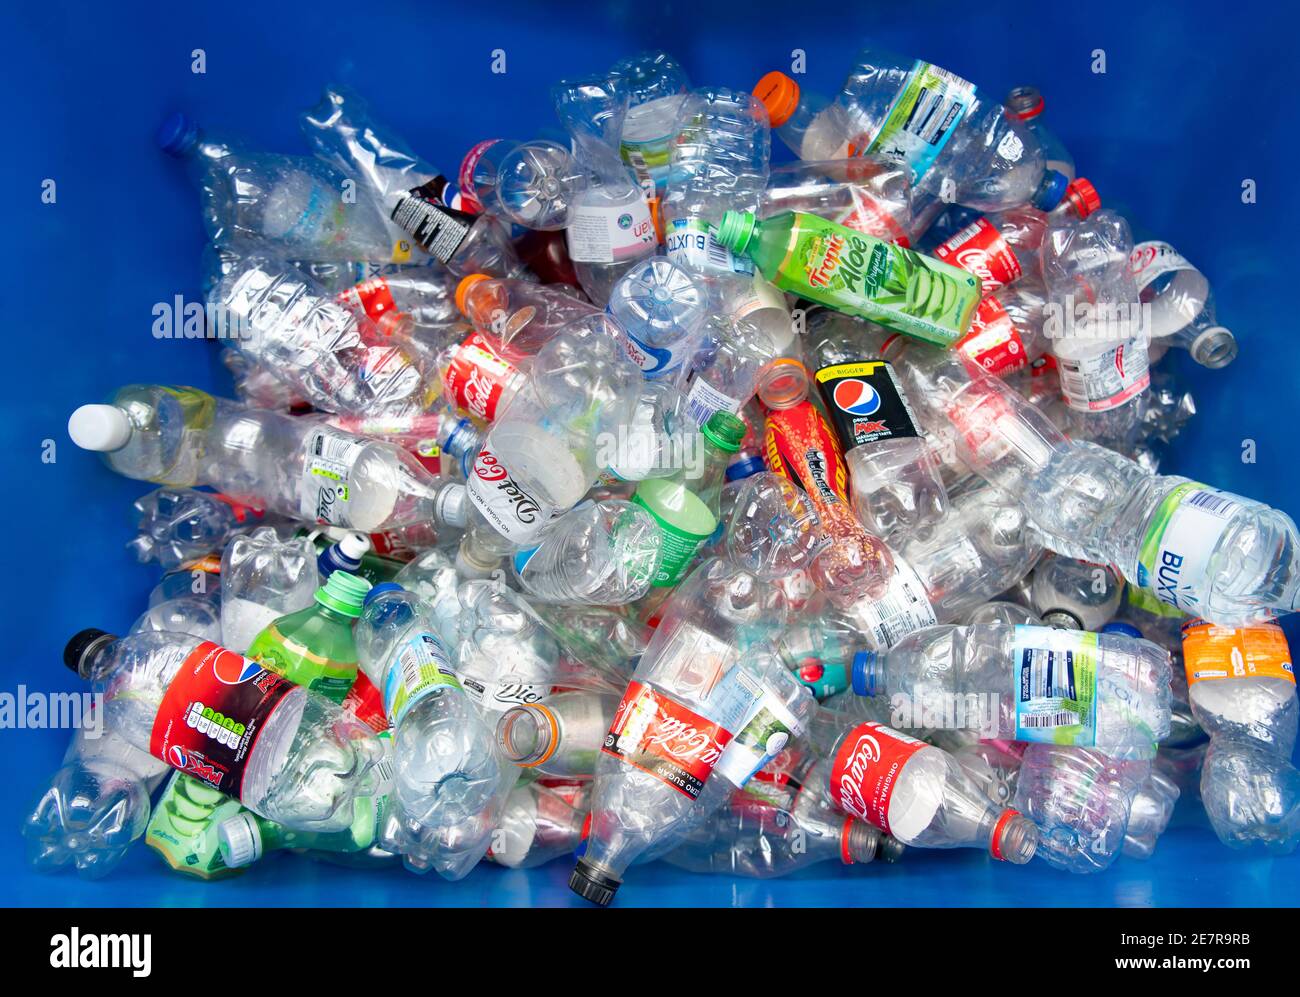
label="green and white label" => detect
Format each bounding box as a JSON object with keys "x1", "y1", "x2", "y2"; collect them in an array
[
  {"x1": 1136, "y1": 483, "x2": 1244, "y2": 614},
  {"x1": 383, "y1": 631, "x2": 459, "y2": 727},
  {"x1": 863, "y1": 61, "x2": 976, "y2": 184},
  {"x1": 1013, "y1": 625, "x2": 1099, "y2": 745}
]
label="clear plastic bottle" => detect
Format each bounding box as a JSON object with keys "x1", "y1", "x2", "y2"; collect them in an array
[
  {"x1": 455, "y1": 273, "x2": 597, "y2": 356},
  {"x1": 219, "y1": 528, "x2": 319, "y2": 654},
  {"x1": 1004, "y1": 86, "x2": 1076, "y2": 180},
  {"x1": 682, "y1": 313, "x2": 777, "y2": 426},
  {"x1": 511, "y1": 499, "x2": 663, "y2": 606},
  {"x1": 334, "y1": 269, "x2": 460, "y2": 334},
  {"x1": 754, "y1": 71, "x2": 854, "y2": 161},
  {"x1": 457, "y1": 138, "x2": 586, "y2": 230},
  {"x1": 1200, "y1": 737, "x2": 1300, "y2": 853},
  {"x1": 612, "y1": 51, "x2": 691, "y2": 197},
  {"x1": 128, "y1": 487, "x2": 263, "y2": 570},
  {"x1": 450, "y1": 580, "x2": 565, "y2": 713},
  {"x1": 763, "y1": 157, "x2": 914, "y2": 248},
  {"x1": 1123, "y1": 768, "x2": 1180, "y2": 859},
  {"x1": 23, "y1": 705, "x2": 170, "y2": 879},
  {"x1": 63, "y1": 629, "x2": 390, "y2": 832},
  {"x1": 607, "y1": 257, "x2": 707, "y2": 385},
  {"x1": 837, "y1": 49, "x2": 1069, "y2": 213},
  {"x1": 131, "y1": 595, "x2": 224, "y2": 644},
  {"x1": 662, "y1": 87, "x2": 770, "y2": 279},
  {"x1": 851, "y1": 622, "x2": 1171, "y2": 751},
  {"x1": 1029, "y1": 555, "x2": 1124, "y2": 631},
  {"x1": 554, "y1": 75, "x2": 658, "y2": 304},
  {"x1": 824, "y1": 720, "x2": 1038, "y2": 860},
  {"x1": 488, "y1": 781, "x2": 592, "y2": 869},
  {"x1": 496, "y1": 690, "x2": 619, "y2": 778},
  {"x1": 1128, "y1": 239, "x2": 1238, "y2": 368},
  {"x1": 354, "y1": 584, "x2": 512, "y2": 878}
]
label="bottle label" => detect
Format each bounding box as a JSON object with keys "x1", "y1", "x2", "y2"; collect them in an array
[
  {"x1": 1128, "y1": 241, "x2": 1196, "y2": 291},
  {"x1": 615, "y1": 326, "x2": 688, "y2": 379},
  {"x1": 763, "y1": 214, "x2": 981, "y2": 348},
  {"x1": 631, "y1": 489, "x2": 712, "y2": 588},
  {"x1": 684, "y1": 376, "x2": 743, "y2": 426},
  {"x1": 384, "y1": 632, "x2": 460, "y2": 727},
  {"x1": 336, "y1": 277, "x2": 400, "y2": 325},
  {"x1": 1056, "y1": 340, "x2": 1150, "y2": 412},
  {"x1": 565, "y1": 199, "x2": 656, "y2": 263},
  {"x1": 1181, "y1": 619, "x2": 1294, "y2": 686},
  {"x1": 149, "y1": 641, "x2": 297, "y2": 799},
  {"x1": 837, "y1": 192, "x2": 910, "y2": 247},
  {"x1": 814, "y1": 360, "x2": 920, "y2": 451},
  {"x1": 342, "y1": 669, "x2": 390, "y2": 734},
  {"x1": 1136, "y1": 483, "x2": 1245, "y2": 614},
  {"x1": 665, "y1": 218, "x2": 754, "y2": 276},
  {"x1": 955, "y1": 297, "x2": 1028, "y2": 376},
  {"x1": 712, "y1": 686, "x2": 804, "y2": 788},
  {"x1": 600, "y1": 680, "x2": 736, "y2": 800},
  {"x1": 1012, "y1": 625, "x2": 1099, "y2": 745},
  {"x1": 620, "y1": 136, "x2": 674, "y2": 196},
  {"x1": 391, "y1": 187, "x2": 474, "y2": 264},
  {"x1": 459, "y1": 675, "x2": 549, "y2": 712},
  {"x1": 763, "y1": 401, "x2": 851, "y2": 505},
  {"x1": 828, "y1": 721, "x2": 926, "y2": 834},
  {"x1": 466, "y1": 447, "x2": 562, "y2": 545},
  {"x1": 443, "y1": 331, "x2": 519, "y2": 423},
  {"x1": 849, "y1": 554, "x2": 937, "y2": 649},
  {"x1": 1125, "y1": 583, "x2": 1186, "y2": 620},
  {"x1": 300, "y1": 427, "x2": 367, "y2": 526},
  {"x1": 862, "y1": 61, "x2": 977, "y2": 185},
  {"x1": 934, "y1": 217, "x2": 1023, "y2": 294},
  {"x1": 458, "y1": 138, "x2": 501, "y2": 213}
]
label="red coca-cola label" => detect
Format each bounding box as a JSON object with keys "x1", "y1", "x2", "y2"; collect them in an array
[
  {"x1": 337, "y1": 277, "x2": 400, "y2": 326},
  {"x1": 840, "y1": 193, "x2": 910, "y2": 247},
  {"x1": 828, "y1": 721, "x2": 926, "y2": 834},
  {"x1": 443, "y1": 331, "x2": 518, "y2": 423},
  {"x1": 762, "y1": 401, "x2": 851, "y2": 506},
  {"x1": 149, "y1": 642, "x2": 297, "y2": 798},
  {"x1": 210, "y1": 493, "x2": 265, "y2": 524},
  {"x1": 342, "y1": 669, "x2": 389, "y2": 734},
  {"x1": 600, "y1": 680, "x2": 733, "y2": 800},
  {"x1": 934, "y1": 218, "x2": 1023, "y2": 295},
  {"x1": 955, "y1": 297, "x2": 1028, "y2": 377}
]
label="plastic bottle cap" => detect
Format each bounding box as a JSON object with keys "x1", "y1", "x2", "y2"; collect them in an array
[
  {"x1": 1100, "y1": 621, "x2": 1144, "y2": 639},
  {"x1": 156, "y1": 111, "x2": 199, "y2": 157},
  {"x1": 725, "y1": 454, "x2": 767, "y2": 482},
  {"x1": 701, "y1": 411, "x2": 746, "y2": 453},
  {"x1": 338, "y1": 531, "x2": 371, "y2": 561},
  {"x1": 315, "y1": 570, "x2": 373, "y2": 617},
  {"x1": 1005, "y1": 86, "x2": 1045, "y2": 121},
  {"x1": 851, "y1": 650, "x2": 878, "y2": 697},
  {"x1": 63, "y1": 629, "x2": 116, "y2": 675},
  {"x1": 1033, "y1": 170, "x2": 1070, "y2": 211},
  {"x1": 754, "y1": 71, "x2": 801, "y2": 128},
  {"x1": 68, "y1": 405, "x2": 133, "y2": 452},
  {"x1": 455, "y1": 274, "x2": 491, "y2": 316},
  {"x1": 1064, "y1": 178, "x2": 1101, "y2": 217},
  {"x1": 568, "y1": 860, "x2": 621, "y2": 907},
  {"x1": 363, "y1": 581, "x2": 404, "y2": 607},
  {"x1": 436, "y1": 484, "x2": 468, "y2": 530},
  {"x1": 217, "y1": 812, "x2": 263, "y2": 869},
  {"x1": 716, "y1": 210, "x2": 757, "y2": 257}
]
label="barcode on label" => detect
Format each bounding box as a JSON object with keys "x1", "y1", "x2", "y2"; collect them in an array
[
  {"x1": 1020, "y1": 711, "x2": 1080, "y2": 729},
  {"x1": 684, "y1": 377, "x2": 741, "y2": 426},
  {"x1": 705, "y1": 232, "x2": 733, "y2": 270},
  {"x1": 1187, "y1": 490, "x2": 1237, "y2": 517}
]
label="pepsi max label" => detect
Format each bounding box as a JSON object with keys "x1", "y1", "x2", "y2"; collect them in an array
[
  {"x1": 814, "y1": 361, "x2": 919, "y2": 449},
  {"x1": 149, "y1": 642, "x2": 297, "y2": 800}
]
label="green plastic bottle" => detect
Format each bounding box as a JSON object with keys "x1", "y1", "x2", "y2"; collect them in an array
[
  {"x1": 247, "y1": 570, "x2": 371, "y2": 702},
  {"x1": 215, "y1": 795, "x2": 387, "y2": 870},
  {"x1": 716, "y1": 209, "x2": 981, "y2": 347},
  {"x1": 144, "y1": 772, "x2": 246, "y2": 880},
  {"x1": 632, "y1": 411, "x2": 745, "y2": 589}
]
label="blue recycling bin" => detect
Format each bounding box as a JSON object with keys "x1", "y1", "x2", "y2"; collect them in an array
[{"x1": 3, "y1": 0, "x2": 1298, "y2": 906}]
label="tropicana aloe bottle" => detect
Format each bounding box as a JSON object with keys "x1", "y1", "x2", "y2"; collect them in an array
[{"x1": 716, "y1": 209, "x2": 980, "y2": 347}]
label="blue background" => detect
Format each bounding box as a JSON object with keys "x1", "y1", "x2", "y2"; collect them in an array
[{"x1": 2, "y1": 0, "x2": 1298, "y2": 906}]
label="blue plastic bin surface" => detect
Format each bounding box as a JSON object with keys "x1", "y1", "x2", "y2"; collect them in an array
[{"x1": 2, "y1": 0, "x2": 1298, "y2": 906}]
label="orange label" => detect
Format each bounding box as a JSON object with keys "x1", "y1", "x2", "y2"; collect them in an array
[{"x1": 1181, "y1": 618, "x2": 1295, "y2": 686}]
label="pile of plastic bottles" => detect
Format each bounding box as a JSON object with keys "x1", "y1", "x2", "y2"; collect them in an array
[{"x1": 31, "y1": 48, "x2": 1300, "y2": 905}]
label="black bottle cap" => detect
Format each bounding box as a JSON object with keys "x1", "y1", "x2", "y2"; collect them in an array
[
  {"x1": 64, "y1": 629, "x2": 115, "y2": 675},
  {"x1": 568, "y1": 860, "x2": 621, "y2": 907}
]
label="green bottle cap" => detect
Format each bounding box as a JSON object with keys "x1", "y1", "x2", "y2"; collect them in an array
[
  {"x1": 702, "y1": 411, "x2": 746, "y2": 453},
  {"x1": 716, "y1": 210, "x2": 757, "y2": 256},
  {"x1": 315, "y1": 570, "x2": 372, "y2": 618}
]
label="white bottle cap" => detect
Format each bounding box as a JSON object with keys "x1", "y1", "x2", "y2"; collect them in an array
[
  {"x1": 217, "y1": 811, "x2": 264, "y2": 869},
  {"x1": 339, "y1": 531, "x2": 371, "y2": 561},
  {"x1": 67, "y1": 404, "x2": 133, "y2": 452}
]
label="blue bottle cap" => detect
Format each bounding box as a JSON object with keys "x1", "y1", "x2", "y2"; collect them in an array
[
  {"x1": 1101, "y1": 621, "x2": 1144, "y2": 639},
  {"x1": 363, "y1": 582, "x2": 404, "y2": 607},
  {"x1": 1033, "y1": 168, "x2": 1069, "y2": 211},
  {"x1": 851, "y1": 650, "x2": 878, "y2": 697},
  {"x1": 157, "y1": 111, "x2": 199, "y2": 157},
  {"x1": 725, "y1": 454, "x2": 766, "y2": 482}
]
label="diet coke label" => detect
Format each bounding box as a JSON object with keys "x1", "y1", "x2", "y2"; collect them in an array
[
  {"x1": 829, "y1": 721, "x2": 926, "y2": 834},
  {"x1": 466, "y1": 448, "x2": 551, "y2": 544},
  {"x1": 935, "y1": 218, "x2": 1023, "y2": 294}
]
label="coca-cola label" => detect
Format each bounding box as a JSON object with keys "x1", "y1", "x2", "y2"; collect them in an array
[
  {"x1": 149, "y1": 641, "x2": 297, "y2": 799},
  {"x1": 342, "y1": 669, "x2": 390, "y2": 734},
  {"x1": 934, "y1": 217, "x2": 1023, "y2": 294},
  {"x1": 466, "y1": 448, "x2": 551, "y2": 544},
  {"x1": 443, "y1": 331, "x2": 518, "y2": 423},
  {"x1": 337, "y1": 277, "x2": 400, "y2": 326},
  {"x1": 955, "y1": 296, "x2": 1028, "y2": 376},
  {"x1": 600, "y1": 680, "x2": 734, "y2": 800},
  {"x1": 828, "y1": 721, "x2": 926, "y2": 834}
]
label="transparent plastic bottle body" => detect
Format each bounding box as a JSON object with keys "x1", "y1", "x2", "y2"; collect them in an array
[
  {"x1": 354, "y1": 587, "x2": 511, "y2": 878},
  {"x1": 128, "y1": 487, "x2": 263, "y2": 571},
  {"x1": 451, "y1": 581, "x2": 568, "y2": 713},
  {"x1": 754, "y1": 71, "x2": 854, "y2": 161},
  {"x1": 1123, "y1": 768, "x2": 1180, "y2": 859},
  {"x1": 157, "y1": 113, "x2": 401, "y2": 262},
  {"x1": 23, "y1": 708, "x2": 170, "y2": 878},
  {"x1": 510, "y1": 500, "x2": 663, "y2": 606},
  {"x1": 488, "y1": 781, "x2": 592, "y2": 869},
  {"x1": 611, "y1": 50, "x2": 690, "y2": 196},
  {"x1": 131, "y1": 595, "x2": 224, "y2": 644},
  {"x1": 824, "y1": 721, "x2": 1038, "y2": 860},
  {"x1": 220, "y1": 528, "x2": 319, "y2": 654},
  {"x1": 497, "y1": 690, "x2": 619, "y2": 778},
  {"x1": 762, "y1": 157, "x2": 914, "y2": 249},
  {"x1": 1028, "y1": 555, "x2": 1123, "y2": 631},
  {"x1": 458, "y1": 139, "x2": 586, "y2": 230},
  {"x1": 334, "y1": 269, "x2": 461, "y2": 334},
  {"x1": 837, "y1": 50, "x2": 1065, "y2": 213},
  {"x1": 456, "y1": 274, "x2": 597, "y2": 356},
  {"x1": 554, "y1": 76, "x2": 658, "y2": 305},
  {"x1": 662, "y1": 87, "x2": 771, "y2": 279},
  {"x1": 1201, "y1": 737, "x2": 1300, "y2": 854},
  {"x1": 1005, "y1": 86, "x2": 1075, "y2": 179},
  {"x1": 607, "y1": 257, "x2": 707, "y2": 385},
  {"x1": 1013, "y1": 744, "x2": 1149, "y2": 873},
  {"x1": 682, "y1": 313, "x2": 777, "y2": 426},
  {"x1": 211, "y1": 257, "x2": 439, "y2": 420},
  {"x1": 66, "y1": 630, "x2": 389, "y2": 833},
  {"x1": 853, "y1": 623, "x2": 1171, "y2": 751},
  {"x1": 1128, "y1": 239, "x2": 1237, "y2": 368}
]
